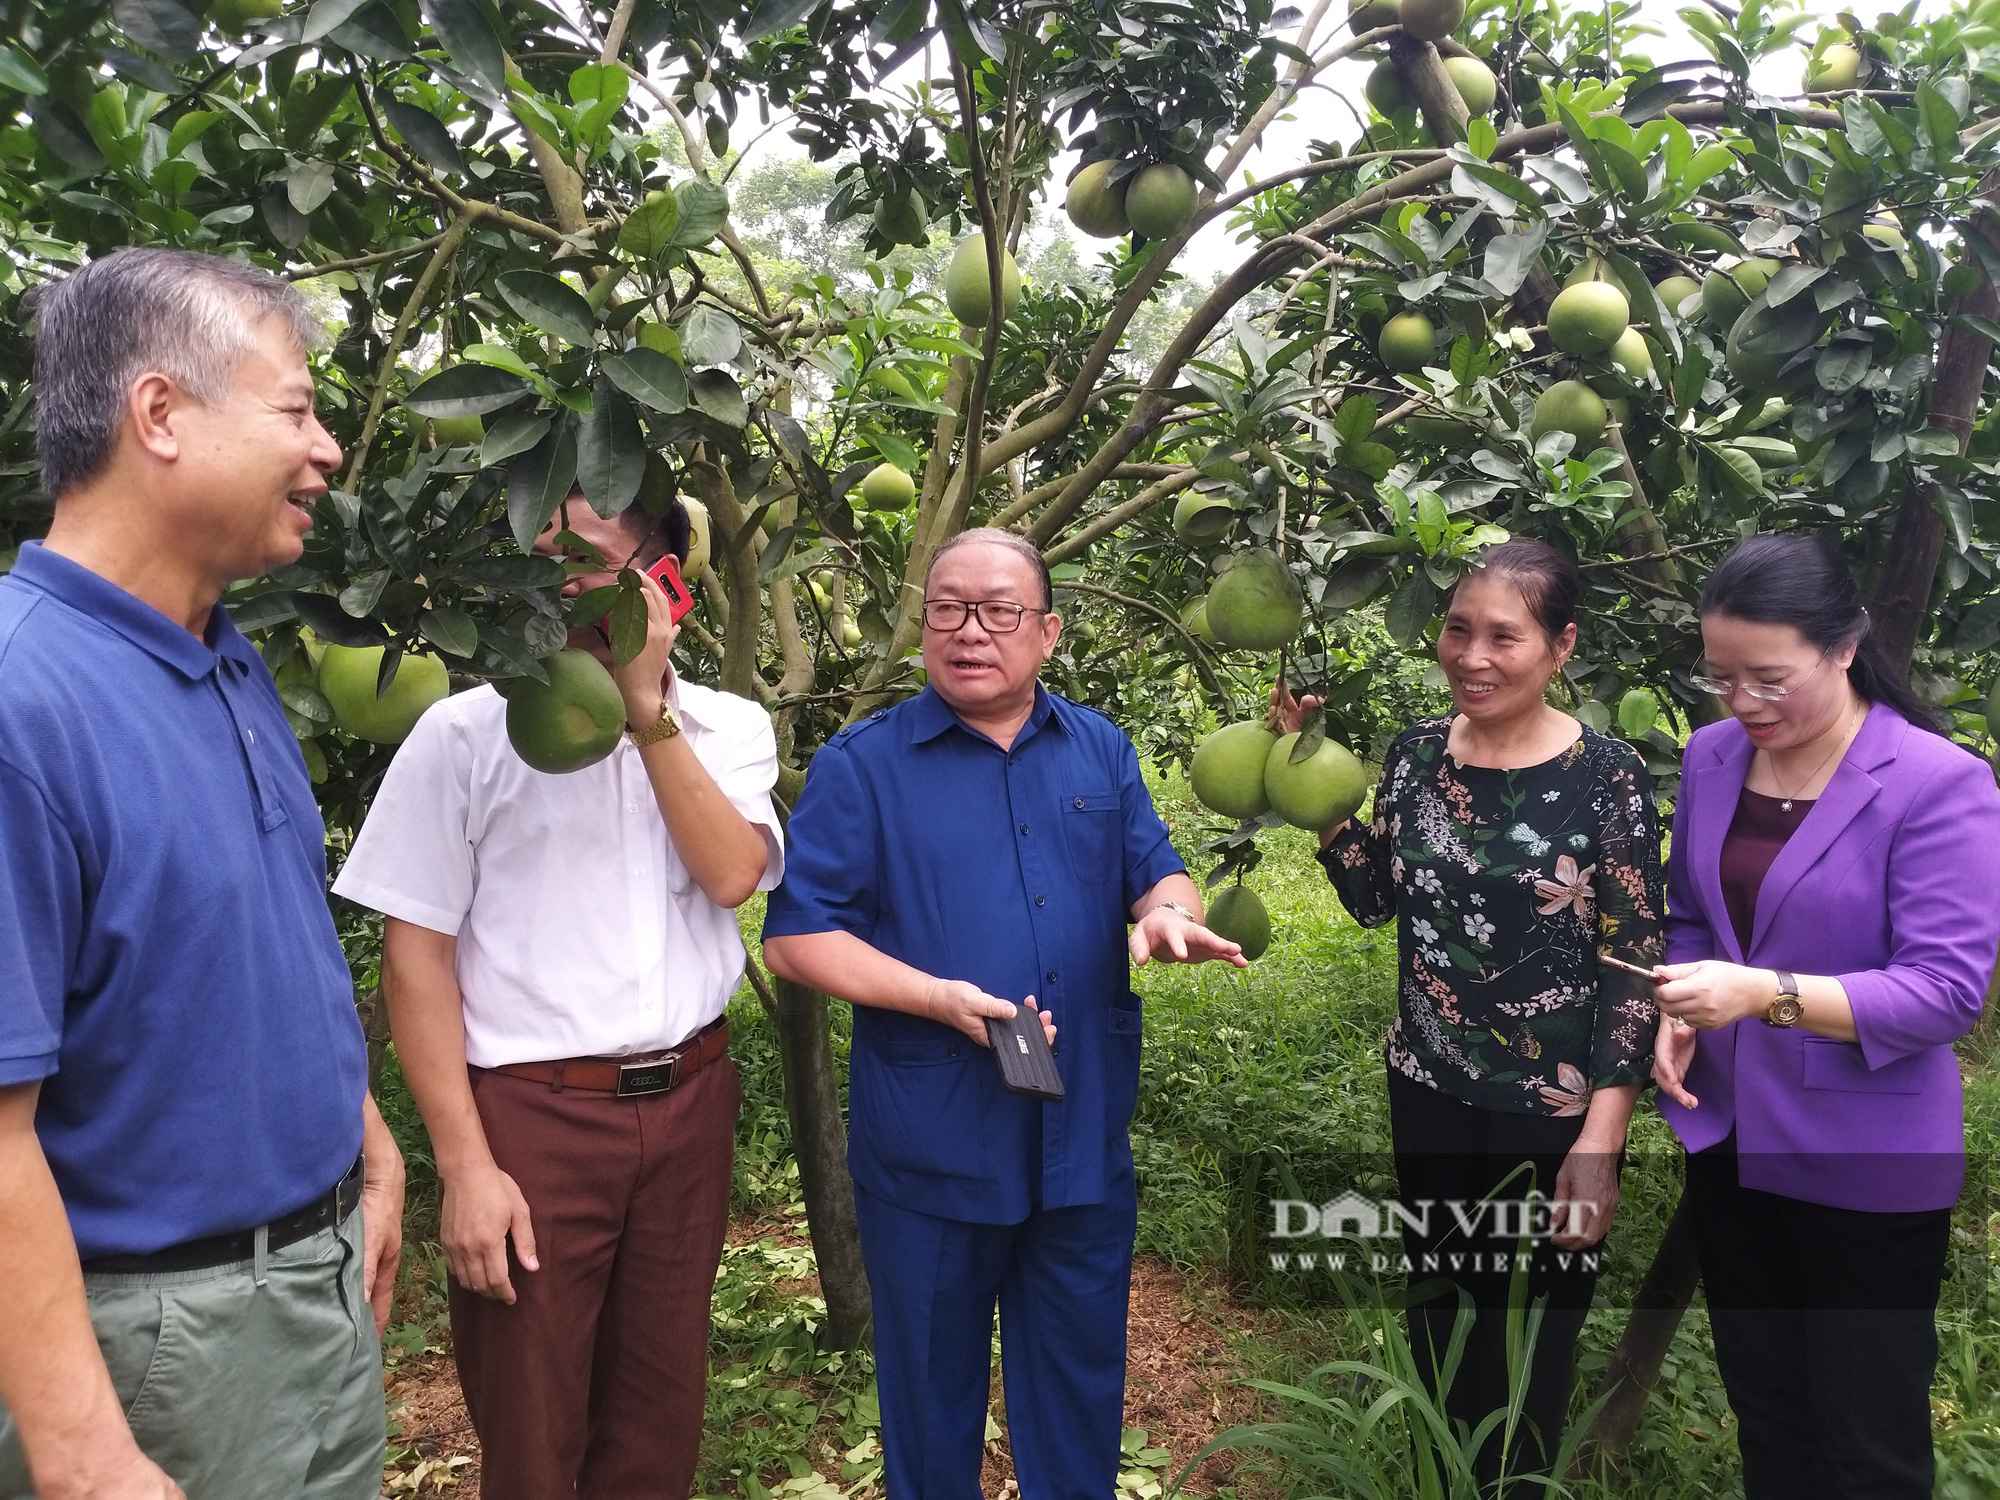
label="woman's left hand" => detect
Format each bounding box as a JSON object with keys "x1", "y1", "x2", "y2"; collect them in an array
[
  {"x1": 1551, "y1": 1143, "x2": 1620, "y2": 1250},
  {"x1": 1654, "y1": 959, "x2": 1775, "y2": 1030}
]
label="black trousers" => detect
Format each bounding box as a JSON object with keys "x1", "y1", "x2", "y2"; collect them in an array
[
  {"x1": 1683, "y1": 1136, "x2": 1951, "y2": 1500},
  {"x1": 1387, "y1": 1068, "x2": 1606, "y2": 1485}
]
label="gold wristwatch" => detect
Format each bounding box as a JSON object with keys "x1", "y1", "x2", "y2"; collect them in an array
[
  {"x1": 628, "y1": 700, "x2": 682, "y2": 747},
  {"x1": 1764, "y1": 970, "x2": 1804, "y2": 1027}
]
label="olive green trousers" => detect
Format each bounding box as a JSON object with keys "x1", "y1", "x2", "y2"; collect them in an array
[{"x1": 0, "y1": 1204, "x2": 384, "y2": 1499}]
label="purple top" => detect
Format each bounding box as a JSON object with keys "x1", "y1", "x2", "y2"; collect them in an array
[{"x1": 1719, "y1": 789, "x2": 1812, "y2": 956}]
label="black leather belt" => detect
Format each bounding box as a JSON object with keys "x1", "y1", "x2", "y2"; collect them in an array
[{"x1": 81, "y1": 1155, "x2": 366, "y2": 1275}]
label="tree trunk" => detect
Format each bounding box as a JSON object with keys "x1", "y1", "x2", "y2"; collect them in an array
[
  {"x1": 1868, "y1": 171, "x2": 2000, "y2": 675},
  {"x1": 772, "y1": 977, "x2": 873, "y2": 1350},
  {"x1": 1572, "y1": 1192, "x2": 1703, "y2": 1469}
]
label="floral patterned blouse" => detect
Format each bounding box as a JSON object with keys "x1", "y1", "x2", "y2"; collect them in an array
[{"x1": 1317, "y1": 718, "x2": 1664, "y2": 1116}]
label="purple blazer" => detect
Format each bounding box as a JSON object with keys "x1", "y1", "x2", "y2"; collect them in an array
[{"x1": 1658, "y1": 703, "x2": 2000, "y2": 1211}]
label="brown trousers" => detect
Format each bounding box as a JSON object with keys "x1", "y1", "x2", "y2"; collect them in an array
[{"x1": 451, "y1": 1055, "x2": 739, "y2": 1500}]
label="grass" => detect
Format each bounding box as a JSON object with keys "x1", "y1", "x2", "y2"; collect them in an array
[{"x1": 370, "y1": 758, "x2": 2000, "y2": 1497}]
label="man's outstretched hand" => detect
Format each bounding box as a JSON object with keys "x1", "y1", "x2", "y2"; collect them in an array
[{"x1": 1129, "y1": 905, "x2": 1249, "y2": 968}]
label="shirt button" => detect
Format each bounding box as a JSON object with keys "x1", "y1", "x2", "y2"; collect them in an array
[
  {"x1": 1019, "y1": 822, "x2": 1029, "y2": 835},
  {"x1": 634, "y1": 868, "x2": 647, "y2": 877},
  {"x1": 1035, "y1": 894, "x2": 1046, "y2": 907},
  {"x1": 1046, "y1": 969, "x2": 1057, "y2": 983},
  {"x1": 1073, "y1": 797, "x2": 1084, "y2": 809}
]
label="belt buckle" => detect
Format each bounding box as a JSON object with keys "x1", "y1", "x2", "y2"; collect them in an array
[{"x1": 616, "y1": 1051, "x2": 681, "y2": 1097}]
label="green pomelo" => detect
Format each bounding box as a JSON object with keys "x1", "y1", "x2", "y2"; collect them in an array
[
  {"x1": 1364, "y1": 61, "x2": 1407, "y2": 116},
  {"x1": 861, "y1": 462, "x2": 917, "y2": 510},
  {"x1": 299, "y1": 737, "x2": 328, "y2": 785},
  {"x1": 944, "y1": 235, "x2": 1023, "y2": 328},
  {"x1": 319, "y1": 645, "x2": 450, "y2": 744},
  {"x1": 841, "y1": 618, "x2": 864, "y2": 650},
  {"x1": 505, "y1": 649, "x2": 628, "y2": 775},
  {"x1": 1655, "y1": 275, "x2": 1702, "y2": 318},
  {"x1": 681, "y1": 495, "x2": 711, "y2": 577},
  {"x1": 1173, "y1": 491, "x2": 1236, "y2": 542},
  {"x1": 1548, "y1": 281, "x2": 1630, "y2": 355},
  {"x1": 1805, "y1": 43, "x2": 1862, "y2": 94},
  {"x1": 1205, "y1": 884, "x2": 1272, "y2": 961},
  {"x1": 1563, "y1": 254, "x2": 1609, "y2": 288},
  {"x1": 1065, "y1": 160, "x2": 1130, "y2": 239},
  {"x1": 1180, "y1": 596, "x2": 1220, "y2": 647},
  {"x1": 1443, "y1": 56, "x2": 1497, "y2": 115},
  {"x1": 431, "y1": 412, "x2": 484, "y2": 448},
  {"x1": 1398, "y1": 0, "x2": 1465, "y2": 41},
  {"x1": 1609, "y1": 327, "x2": 1652, "y2": 379},
  {"x1": 1350, "y1": 0, "x2": 1400, "y2": 32},
  {"x1": 1190, "y1": 721, "x2": 1278, "y2": 819},
  {"x1": 1531, "y1": 380, "x2": 1608, "y2": 448},
  {"x1": 1205, "y1": 551, "x2": 1304, "y2": 652},
  {"x1": 1264, "y1": 733, "x2": 1371, "y2": 831},
  {"x1": 1700, "y1": 258, "x2": 1777, "y2": 326},
  {"x1": 873, "y1": 186, "x2": 929, "y2": 246},
  {"x1": 1125, "y1": 164, "x2": 1198, "y2": 241},
  {"x1": 1861, "y1": 219, "x2": 1907, "y2": 252},
  {"x1": 1378, "y1": 310, "x2": 1437, "y2": 372}
]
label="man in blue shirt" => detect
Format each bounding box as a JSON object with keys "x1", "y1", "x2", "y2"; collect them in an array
[
  {"x1": 763, "y1": 529, "x2": 1245, "y2": 1499},
  {"x1": 0, "y1": 249, "x2": 402, "y2": 1500}
]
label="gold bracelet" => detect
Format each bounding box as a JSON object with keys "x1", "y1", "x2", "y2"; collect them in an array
[{"x1": 628, "y1": 700, "x2": 682, "y2": 747}]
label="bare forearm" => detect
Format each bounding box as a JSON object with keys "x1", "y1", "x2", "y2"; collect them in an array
[
  {"x1": 1575, "y1": 1082, "x2": 1639, "y2": 1153},
  {"x1": 762, "y1": 930, "x2": 947, "y2": 1016},
  {"x1": 1131, "y1": 872, "x2": 1204, "y2": 922},
  {"x1": 0, "y1": 1087, "x2": 134, "y2": 1487},
  {"x1": 380, "y1": 925, "x2": 492, "y2": 1179},
  {"x1": 636, "y1": 732, "x2": 769, "y2": 907},
  {"x1": 1796, "y1": 973, "x2": 1858, "y2": 1042}
]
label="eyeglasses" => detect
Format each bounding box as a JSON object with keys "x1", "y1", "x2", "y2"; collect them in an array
[
  {"x1": 921, "y1": 599, "x2": 1047, "y2": 633},
  {"x1": 1690, "y1": 650, "x2": 1829, "y2": 702}
]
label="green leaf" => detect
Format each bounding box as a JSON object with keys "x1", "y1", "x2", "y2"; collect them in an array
[
  {"x1": 679, "y1": 305, "x2": 743, "y2": 366},
  {"x1": 1384, "y1": 569, "x2": 1436, "y2": 646},
  {"x1": 302, "y1": 0, "x2": 374, "y2": 43},
  {"x1": 690, "y1": 369, "x2": 748, "y2": 427},
  {"x1": 609, "y1": 573, "x2": 649, "y2": 667},
  {"x1": 418, "y1": 607, "x2": 480, "y2": 657},
  {"x1": 382, "y1": 99, "x2": 465, "y2": 175},
  {"x1": 480, "y1": 410, "x2": 552, "y2": 465},
  {"x1": 577, "y1": 378, "x2": 646, "y2": 518},
  {"x1": 1761, "y1": 263, "x2": 1825, "y2": 308},
  {"x1": 339, "y1": 566, "x2": 392, "y2": 617},
  {"x1": 601, "y1": 349, "x2": 688, "y2": 412},
  {"x1": 744, "y1": 0, "x2": 822, "y2": 40},
  {"x1": 1413, "y1": 491, "x2": 1447, "y2": 555},
  {"x1": 1333, "y1": 395, "x2": 1377, "y2": 450},
  {"x1": 507, "y1": 418, "x2": 579, "y2": 552},
  {"x1": 1681, "y1": 141, "x2": 1736, "y2": 192},
  {"x1": 671, "y1": 178, "x2": 730, "y2": 246},
  {"x1": 0, "y1": 46, "x2": 49, "y2": 95},
  {"x1": 1814, "y1": 340, "x2": 1872, "y2": 393},
  {"x1": 1914, "y1": 80, "x2": 1960, "y2": 167},
  {"x1": 417, "y1": 0, "x2": 509, "y2": 101},
  {"x1": 404, "y1": 364, "x2": 533, "y2": 419},
  {"x1": 617, "y1": 191, "x2": 681, "y2": 258},
  {"x1": 1904, "y1": 428, "x2": 1961, "y2": 458},
  {"x1": 112, "y1": 0, "x2": 201, "y2": 63},
  {"x1": 280, "y1": 683, "x2": 335, "y2": 723},
  {"x1": 496, "y1": 270, "x2": 597, "y2": 346},
  {"x1": 1617, "y1": 687, "x2": 1659, "y2": 738},
  {"x1": 287, "y1": 159, "x2": 337, "y2": 215},
  {"x1": 867, "y1": 428, "x2": 922, "y2": 472}
]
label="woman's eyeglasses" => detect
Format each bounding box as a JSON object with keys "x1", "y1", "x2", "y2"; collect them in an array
[
  {"x1": 1689, "y1": 650, "x2": 1828, "y2": 702},
  {"x1": 921, "y1": 599, "x2": 1047, "y2": 633}
]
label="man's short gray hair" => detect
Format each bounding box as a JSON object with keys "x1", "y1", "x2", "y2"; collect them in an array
[
  {"x1": 32, "y1": 248, "x2": 326, "y2": 498},
  {"x1": 925, "y1": 527, "x2": 1052, "y2": 610}
]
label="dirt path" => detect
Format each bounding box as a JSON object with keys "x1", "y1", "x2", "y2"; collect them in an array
[{"x1": 382, "y1": 1247, "x2": 1267, "y2": 1497}]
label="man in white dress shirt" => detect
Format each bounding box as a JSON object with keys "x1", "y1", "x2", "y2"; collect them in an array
[{"x1": 332, "y1": 491, "x2": 781, "y2": 1500}]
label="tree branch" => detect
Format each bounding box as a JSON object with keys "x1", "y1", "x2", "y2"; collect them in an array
[
  {"x1": 342, "y1": 212, "x2": 472, "y2": 491},
  {"x1": 1042, "y1": 467, "x2": 1205, "y2": 565}
]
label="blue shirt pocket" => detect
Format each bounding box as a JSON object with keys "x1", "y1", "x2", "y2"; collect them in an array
[{"x1": 1063, "y1": 790, "x2": 1121, "y2": 883}]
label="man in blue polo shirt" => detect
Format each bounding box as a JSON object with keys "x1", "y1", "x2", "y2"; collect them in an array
[
  {"x1": 0, "y1": 249, "x2": 402, "y2": 1500},
  {"x1": 762, "y1": 528, "x2": 1245, "y2": 1499}
]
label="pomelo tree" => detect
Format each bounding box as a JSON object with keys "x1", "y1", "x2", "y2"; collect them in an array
[{"x1": 4, "y1": 0, "x2": 2000, "y2": 1433}]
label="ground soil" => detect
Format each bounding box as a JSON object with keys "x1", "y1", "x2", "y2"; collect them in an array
[{"x1": 382, "y1": 1237, "x2": 1268, "y2": 1498}]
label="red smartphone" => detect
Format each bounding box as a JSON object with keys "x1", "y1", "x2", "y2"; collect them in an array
[{"x1": 644, "y1": 554, "x2": 696, "y2": 624}]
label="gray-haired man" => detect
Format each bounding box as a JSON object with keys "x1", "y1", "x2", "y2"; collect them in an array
[{"x1": 0, "y1": 248, "x2": 403, "y2": 1500}]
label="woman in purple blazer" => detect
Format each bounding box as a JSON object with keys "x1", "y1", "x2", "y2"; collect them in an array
[{"x1": 1650, "y1": 535, "x2": 2000, "y2": 1500}]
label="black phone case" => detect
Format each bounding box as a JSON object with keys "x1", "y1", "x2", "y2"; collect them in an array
[{"x1": 986, "y1": 1007, "x2": 1065, "y2": 1101}]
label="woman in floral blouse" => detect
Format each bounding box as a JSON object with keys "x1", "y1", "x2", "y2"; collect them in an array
[{"x1": 1278, "y1": 539, "x2": 1663, "y2": 1483}]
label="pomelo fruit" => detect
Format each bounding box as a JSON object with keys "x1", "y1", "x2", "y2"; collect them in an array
[
  {"x1": 1654, "y1": 275, "x2": 1702, "y2": 318},
  {"x1": 1350, "y1": 0, "x2": 1400, "y2": 31},
  {"x1": 682, "y1": 495, "x2": 711, "y2": 577},
  {"x1": 1548, "y1": 281, "x2": 1630, "y2": 355},
  {"x1": 1531, "y1": 380, "x2": 1608, "y2": 449},
  {"x1": 1564, "y1": 254, "x2": 1611, "y2": 288},
  {"x1": 505, "y1": 649, "x2": 627, "y2": 775},
  {"x1": 1399, "y1": 0, "x2": 1465, "y2": 41},
  {"x1": 1065, "y1": 159, "x2": 1130, "y2": 239},
  {"x1": 861, "y1": 462, "x2": 916, "y2": 510},
  {"x1": 1609, "y1": 327, "x2": 1652, "y2": 379},
  {"x1": 1861, "y1": 219, "x2": 1907, "y2": 252},
  {"x1": 944, "y1": 234, "x2": 1022, "y2": 328},
  {"x1": 1190, "y1": 721, "x2": 1278, "y2": 819},
  {"x1": 1365, "y1": 61, "x2": 1407, "y2": 116},
  {"x1": 1180, "y1": 596, "x2": 1220, "y2": 647},
  {"x1": 431, "y1": 413, "x2": 484, "y2": 448},
  {"x1": 1805, "y1": 43, "x2": 1862, "y2": 94},
  {"x1": 1701, "y1": 258, "x2": 1777, "y2": 326},
  {"x1": 1173, "y1": 491, "x2": 1235, "y2": 542},
  {"x1": 1378, "y1": 310, "x2": 1437, "y2": 372},
  {"x1": 1125, "y1": 163, "x2": 1198, "y2": 241},
  {"x1": 319, "y1": 645, "x2": 450, "y2": 744},
  {"x1": 1443, "y1": 56, "x2": 1496, "y2": 115},
  {"x1": 1205, "y1": 550, "x2": 1304, "y2": 651},
  {"x1": 873, "y1": 186, "x2": 929, "y2": 246},
  {"x1": 1264, "y1": 733, "x2": 1371, "y2": 830},
  {"x1": 1205, "y1": 884, "x2": 1272, "y2": 961}
]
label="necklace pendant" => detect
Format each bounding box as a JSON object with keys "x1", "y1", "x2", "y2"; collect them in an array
[{"x1": 1780, "y1": 798, "x2": 1793, "y2": 813}]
